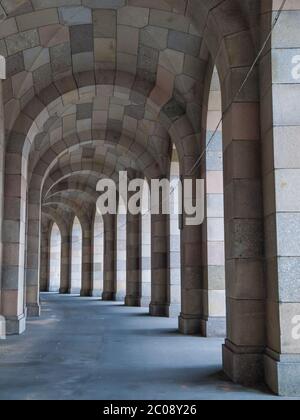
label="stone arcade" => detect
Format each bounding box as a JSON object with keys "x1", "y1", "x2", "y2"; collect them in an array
[{"x1": 0, "y1": 0, "x2": 300, "y2": 399}]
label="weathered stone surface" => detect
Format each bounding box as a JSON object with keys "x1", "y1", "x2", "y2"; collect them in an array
[
  {"x1": 6, "y1": 30, "x2": 40, "y2": 55},
  {"x1": 70, "y1": 24, "x2": 93, "y2": 54},
  {"x1": 168, "y1": 31, "x2": 201, "y2": 56},
  {"x1": 59, "y1": 6, "x2": 92, "y2": 26},
  {"x1": 24, "y1": 46, "x2": 50, "y2": 71},
  {"x1": 6, "y1": 53, "x2": 24, "y2": 77},
  {"x1": 50, "y1": 43, "x2": 71, "y2": 73},
  {"x1": 93, "y1": 9, "x2": 116, "y2": 38}
]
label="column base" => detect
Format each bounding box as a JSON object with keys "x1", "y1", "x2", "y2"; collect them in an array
[
  {"x1": 5, "y1": 313, "x2": 26, "y2": 335},
  {"x1": 149, "y1": 303, "x2": 169, "y2": 317},
  {"x1": 264, "y1": 349, "x2": 300, "y2": 397},
  {"x1": 102, "y1": 292, "x2": 116, "y2": 301},
  {"x1": 80, "y1": 289, "x2": 93, "y2": 297},
  {"x1": 178, "y1": 313, "x2": 201, "y2": 335},
  {"x1": 59, "y1": 287, "x2": 69, "y2": 294},
  {"x1": 200, "y1": 316, "x2": 226, "y2": 338},
  {"x1": 125, "y1": 296, "x2": 141, "y2": 307},
  {"x1": 27, "y1": 303, "x2": 41, "y2": 318},
  {"x1": 223, "y1": 340, "x2": 264, "y2": 386}
]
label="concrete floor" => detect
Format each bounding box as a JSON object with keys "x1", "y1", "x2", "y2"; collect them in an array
[{"x1": 0, "y1": 293, "x2": 293, "y2": 400}]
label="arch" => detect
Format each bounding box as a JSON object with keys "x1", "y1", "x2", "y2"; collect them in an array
[
  {"x1": 49, "y1": 223, "x2": 62, "y2": 293},
  {"x1": 71, "y1": 216, "x2": 82, "y2": 294},
  {"x1": 41, "y1": 206, "x2": 74, "y2": 295},
  {"x1": 200, "y1": 64, "x2": 225, "y2": 337},
  {"x1": 169, "y1": 148, "x2": 181, "y2": 317}
]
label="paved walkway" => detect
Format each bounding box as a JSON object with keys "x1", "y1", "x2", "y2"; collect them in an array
[{"x1": 0, "y1": 294, "x2": 291, "y2": 400}]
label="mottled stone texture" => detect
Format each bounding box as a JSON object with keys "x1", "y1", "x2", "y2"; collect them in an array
[
  {"x1": 1, "y1": 74, "x2": 26, "y2": 333},
  {"x1": 0, "y1": 79, "x2": 6, "y2": 325},
  {"x1": 150, "y1": 213, "x2": 170, "y2": 317},
  {"x1": 261, "y1": 5, "x2": 300, "y2": 397},
  {"x1": 102, "y1": 214, "x2": 117, "y2": 301},
  {"x1": 80, "y1": 223, "x2": 94, "y2": 297},
  {"x1": 179, "y1": 200, "x2": 203, "y2": 335},
  {"x1": 40, "y1": 217, "x2": 51, "y2": 292},
  {"x1": 125, "y1": 208, "x2": 141, "y2": 307}
]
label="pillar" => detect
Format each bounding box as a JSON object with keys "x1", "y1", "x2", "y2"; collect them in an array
[
  {"x1": 179, "y1": 183, "x2": 203, "y2": 334},
  {"x1": 125, "y1": 210, "x2": 141, "y2": 307},
  {"x1": 26, "y1": 199, "x2": 41, "y2": 317},
  {"x1": 40, "y1": 219, "x2": 51, "y2": 292},
  {"x1": 150, "y1": 213, "x2": 170, "y2": 317},
  {"x1": 0, "y1": 59, "x2": 26, "y2": 334},
  {"x1": 261, "y1": 4, "x2": 300, "y2": 396},
  {"x1": 0, "y1": 62, "x2": 6, "y2": 324},
  {"x1": 60, "y1": 225, "x2": 72, "y2": 294},
  {"x1": 102, "y1": 214, "x2": 117, "y2": 301},
  {"x1": 221, "y1": 78, "x2": 266, "y2": 383},
  {"x1": 80, "y1": 222, "x2": 94, "y2": 297}
]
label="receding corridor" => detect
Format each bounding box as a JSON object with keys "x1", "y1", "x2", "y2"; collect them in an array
[{"x1": 0, "y1": 294, "x2": 288, "y2": 401}]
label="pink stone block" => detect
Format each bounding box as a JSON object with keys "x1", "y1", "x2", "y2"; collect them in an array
[{"x1": 39, "y1": 25, "x2": 70, "y2": 48}]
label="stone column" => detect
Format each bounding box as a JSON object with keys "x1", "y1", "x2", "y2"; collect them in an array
[
  {"x1": 102, "y1": 214, "x2": 117, "y2": 301},
  {"x1": 0, "y1": 65, "x2": 6, "y2": 322},
  {"x1": 125, "y1": 210, "x2": 141, "y2": 307},
  {"x1": 150, "y1": 213, "x2": 169, "y2": 317},
  {"x1": 26, "y1": 197, "x2": 42, "y2": 317},
  {"x1": 60, "y1": 224, "x2": 72, "y2": 294},
  {"x1": 80, "y1": 222, "x2": 94, "y2": 297},
  {"x1": 221, "y1": 87, "x2": 265, "y2": 383},
  {"x1": 40, "y1": 219, "x2": 51, "y2": 292},
  {"x1": 261, "y1": 5, "x2": 300, "y2": 397},
  {"x1": 179, "y1": 178, "x2": 203, "y2": 334},
  {"x1": 0, "y1": 60, "x2": 26, "y2": 334}
]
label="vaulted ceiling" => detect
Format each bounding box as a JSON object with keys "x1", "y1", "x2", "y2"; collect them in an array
[{"x1": 0, "y1": 0, "x2": 259, "y2": 224}]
